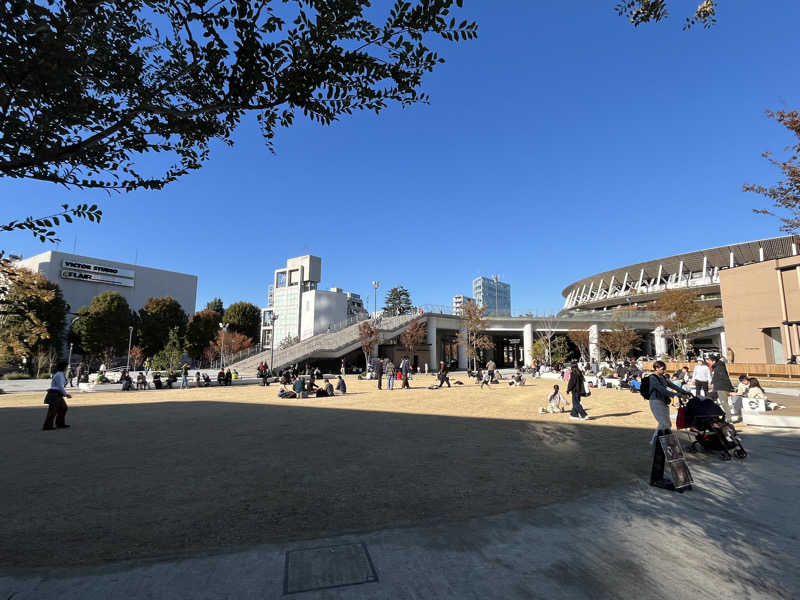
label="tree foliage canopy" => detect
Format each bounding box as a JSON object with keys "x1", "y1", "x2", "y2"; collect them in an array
[
  {"x1": 616, "y1": 0, "x2": 717, "y2": 29},
  {"x1": 184, "y1": 309, "x2": 221, "y2": 361},
  {"x1": 138, "y1": 296, "x2": 188, "y2": 357},
  {"x1": 383, "y1": 286, "x2": 413, "y2": 315},
  {"x1": 745, "y1": 110, "x2": 800, "y2": 233},
  {"x1": 205, "y1": 297, "x2": 224, "y2": 315},
  {"x1": 652, "y1": 289, "x2": 720, "y2": 358},
  {"x1": 223, "y1": 301, "x2": 261, "y2": 342},
  {"x1": 72, "y1": 291, "x2": 132, "y2": 360},
  {"x1": 0, "y1": 262, "x2": 66, "y2": 366},
  {"x1": 0, "y1": 0, "x2": 476, "y2": 240},
  {"x1": 598, "y1": 318, "x2": 641, "y2": 363}
]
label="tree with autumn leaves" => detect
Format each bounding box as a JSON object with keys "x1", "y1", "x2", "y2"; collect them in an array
[
  {"x1": 0, "y1": 260, "x2": 67, "y2": 371},
  {"x1": 458, "y1": 299, "x2": 494, "y2": 370},
  {"x1": 598, "y1": 319, "x2": 641, "y2": 364},
  {"x1": 652, "y1": 289, "x2": 720, "y2": 359}
]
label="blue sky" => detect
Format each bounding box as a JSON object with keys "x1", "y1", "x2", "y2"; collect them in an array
[{"x1": 3, "y1": 2, "x2": 799, "y2": 314}]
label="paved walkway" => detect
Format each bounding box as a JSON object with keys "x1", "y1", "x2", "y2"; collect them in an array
[{"x1": 2, "y1": 427, "x2": 798, "y2": 599}]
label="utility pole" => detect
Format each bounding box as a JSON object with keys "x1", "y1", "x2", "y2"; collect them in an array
[
  {"x1": 126, "y1": 326, "x2": 134, "y2": 370},
  {"x1": 269, "y1": 313, "x2": 278, "y2": 375}
]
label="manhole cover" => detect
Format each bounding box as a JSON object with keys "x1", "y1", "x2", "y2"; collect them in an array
[{"x1": 283, "y1": 542, "x2": 378, "y2": 594}]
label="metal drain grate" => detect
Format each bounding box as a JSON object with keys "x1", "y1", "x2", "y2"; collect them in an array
[{"x1": 283, "y1": 542, "x2": 379, "y2": 594}]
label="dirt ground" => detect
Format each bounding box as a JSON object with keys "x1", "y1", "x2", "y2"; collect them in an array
[{"x1": 1, "y1": 376, "x2": 676, "y2": 569}]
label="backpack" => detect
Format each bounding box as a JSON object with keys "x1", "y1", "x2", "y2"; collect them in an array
[{"x1": 639, "y1": 375, "x2": 651, "y2": 400}]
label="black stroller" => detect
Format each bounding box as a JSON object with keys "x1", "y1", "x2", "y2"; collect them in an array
[{"x1": 676, "y1": 395, "x2": 747, "y2": 461}]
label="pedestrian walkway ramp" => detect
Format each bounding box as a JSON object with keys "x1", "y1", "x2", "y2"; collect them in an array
[{"x1": 230, "y1": 313, "x2": 421, "y2": 373}]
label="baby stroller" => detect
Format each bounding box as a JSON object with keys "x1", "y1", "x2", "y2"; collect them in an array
[{"x1": 676, "y1": 395, "x2": 747, "y2": 461}]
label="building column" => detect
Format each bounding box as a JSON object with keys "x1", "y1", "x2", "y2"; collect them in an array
[
  {"x1": 523, "y1": 323, "x2": 533, "y2": 367},
  {"x1": 653, "y1": 326, "x2": 667, "y2": 357},
  {"x1": 457, "y1": 327, "x2": 468, "y2": 370},
  {"x1": 588, "y1": 324, "x2": 599, "y2": 362},
  {"x1": 427, "y1": 318, "x2": 437, "y2": 371}
]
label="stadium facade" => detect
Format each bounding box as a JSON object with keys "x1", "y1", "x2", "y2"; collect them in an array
[{"x1": 560, "y1": 235, "x2": 800, "y2": 363}]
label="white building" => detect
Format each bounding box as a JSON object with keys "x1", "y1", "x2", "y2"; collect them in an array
[
  {"x1": 260, "y1": 255, "x2": 366, "y2": 348},
  {"x1": 452, "y1": 295, "x2": 473, "y2": 316}
]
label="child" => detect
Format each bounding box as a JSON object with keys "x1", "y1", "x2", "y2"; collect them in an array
[{"x1": 539, "y1": 384, "x2": 567, "y2": 413}]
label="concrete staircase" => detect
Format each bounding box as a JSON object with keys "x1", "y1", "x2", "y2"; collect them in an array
[{"x1": 230, "y1": 312, "x2": 421, "y2": 374}]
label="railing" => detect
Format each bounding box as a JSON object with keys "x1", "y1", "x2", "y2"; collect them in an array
[
  {"x1": 232, "y1": 312, "x2": 420, "y2": 370},
  {"x1": 299, "y1": 312, "x2": 370, "y2": 340}
]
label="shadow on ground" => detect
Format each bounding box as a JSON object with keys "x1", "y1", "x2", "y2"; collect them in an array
[{"x1": 0, "y1": 400, "x2": 790, "y2": 571}]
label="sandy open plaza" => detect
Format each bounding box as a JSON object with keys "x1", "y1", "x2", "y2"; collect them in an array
[{"x1": 2, "y1": 376, "x2": 800, "y2": 598}]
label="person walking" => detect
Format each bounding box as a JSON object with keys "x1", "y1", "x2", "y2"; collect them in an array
[
  {"x1": 75, "y1": 363, "x2": 83, "y2": 386},
  {"x1": 437, "y1": 361, "x2": 451, "y2": 388},
  {"x1": 709, "y1": 354, "x2": 734, "y2": 422},
  {"x1": 486, "y1": 359, "x2": 496, "y2": 384},
  {"x1": 42, "y1": 360, "x2": 72, "y2": 430},
  {"x1": 400, "y1": 357, "x2": 411, "y2": 389},
  {"x1": 180, "y1": 363, "x2": 190, "y2": 389},
  {"x1": 691, "y1": 358, "x2": 711, "y2": 397},
  {"x1": 647, "y1": 360, "x2": 689, "y2": 490},
  {"x1": 566, "y1": 361, "x2": 589, "y2": 420},
  {"x1": 66, "y1": 364, "x2": 74, "y2": 387},
  {"x1": 376, "y1": 359, "x2": 384, "y2": 390},
  {"x1": 386, "y1": 359, "x2": 396, "y2": 390}
]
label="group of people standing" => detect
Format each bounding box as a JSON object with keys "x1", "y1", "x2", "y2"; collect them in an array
[{"x1": 373, "y1": 357, "x2": 413, "y2": 390}]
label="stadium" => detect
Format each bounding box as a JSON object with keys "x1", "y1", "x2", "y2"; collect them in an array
[{"x1": 560, "y1": 235, "x2": 800, "y2": 362}]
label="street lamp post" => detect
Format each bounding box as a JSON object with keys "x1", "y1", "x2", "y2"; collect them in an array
[
  {"x1": 372, "y1": 281, "x2": 380, "y2": 316},
  {"x1": 269, "y1": 313, "x2": 279, "y2": 375},
  {"x1": 67, "y1": 315, "x2": 81, "y2": 371},
  {"x1": 219, "y1": 322, "x2": 229, "y2": 369},
  {"x1": 126, "y1": 326, "x2": 134, "y2": 370}
]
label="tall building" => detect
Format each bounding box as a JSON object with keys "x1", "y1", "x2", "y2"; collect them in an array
[
  {"x1": 473, "y1": 276, "x2": 511, "y2": 316},
  {"x1": 452, "y1": 295, "x2": 473, "y2": 316},
  {"x1": 261, "y1": 255, "x2": 366, "y2": 347}
]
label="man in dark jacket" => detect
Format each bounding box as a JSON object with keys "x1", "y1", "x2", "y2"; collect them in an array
[
  {"x1": 437, "y1": 361, "x2": 450, "y2": 388},
  {"x1": 709, "y1": 355, "x2": 734, "y2": 422},
  {"x1": 375, "y1": 359, "x2": 383, "y2": 390}
]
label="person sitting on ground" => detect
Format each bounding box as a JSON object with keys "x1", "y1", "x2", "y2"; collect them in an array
[
  {"x1": 508, "y1": 370, "x2": 526, "y2": 386},
  {"x1": 153, "y1": 372, "x2": 163, "y2": 390},
  {"x1": 323, "y1": 378, "x2": 335, "y2": 397},
  {"x1": 437, "y1": 361, "x2": 451, "y2": 388},
  {"x1": 629, "y1": 375, "x2": 641, "y2": 392},
  {"x1": 480, "y1": 369, "x2": 492, "y2": 389},
  {"x1": 314, "y1": 379, "x2": 331, "y2": 397},
  {"x1": 336, "y1": 375, "x2": 347, "y2": 394},
  {"x1": 539, "y1": 384, "x2": 567, "y2": 413},
  {"x1": 306, "y1": 374, "x2": 318, "y2": 394},
  {"x1": 195, "y1": 371, "x2": 202, "y2": 387},
  {"x1": 217, "y1": 369, "x2": 225, "y2": 385},
  {"x1": 278, "y1": 383, "x2": 297, "y2": 399},
  {"x1": 225, "y1": 368, "x2": 232, "y2": 386},
  {"x1": 202, "y1": 373, "x2": 211, "y2": 387},
  {"x1": 120, "y1": 370, "x2": 133, "y2": 391},
  {"x1": 136, "y1": 371, "x2": 148, "y2": 390},
  {"x1": 232, "y1": 369, "x2": 239, "y2": 380}
]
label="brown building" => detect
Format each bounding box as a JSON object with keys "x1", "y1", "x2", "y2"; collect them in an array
[{"x1": 720, "y1": 255, "x2": 800, "y2": 363}]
